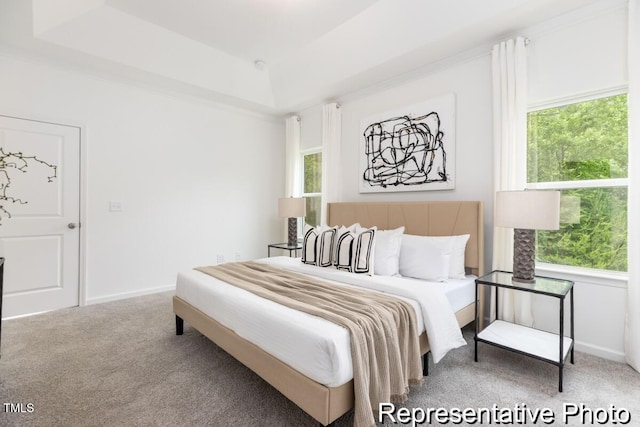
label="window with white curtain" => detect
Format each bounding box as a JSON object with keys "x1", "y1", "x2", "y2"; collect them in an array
[
  {"x1": 527, "y1": 91, "x2": 628, "y2": 272},
  {"x1": 301, "y1": 149, "x2": 322, "y2": 227}
]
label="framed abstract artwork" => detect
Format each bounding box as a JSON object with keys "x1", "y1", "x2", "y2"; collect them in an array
[{"x1": 359, "y1": 93, "x2": 456, "y2": 193}]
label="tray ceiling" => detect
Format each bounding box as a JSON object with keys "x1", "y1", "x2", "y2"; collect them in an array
[{"x1": 0, "y1": 0, "x2": 605, "y2": 114}]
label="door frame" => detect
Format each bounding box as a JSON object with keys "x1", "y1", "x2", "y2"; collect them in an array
[{"x1": 0, "y1": 110, "x2": 88, "y2": 309}]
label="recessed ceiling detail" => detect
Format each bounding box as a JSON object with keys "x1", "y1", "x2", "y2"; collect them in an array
[{"x1": 0, "y1": 0, "x2": 606, "y2": 114}]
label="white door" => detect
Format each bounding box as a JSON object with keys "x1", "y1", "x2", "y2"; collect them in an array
[{"x1": 0, "y1": 115, "x2": 81, "y2": 318}]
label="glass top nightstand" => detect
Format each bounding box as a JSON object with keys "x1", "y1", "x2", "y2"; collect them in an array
[
  {"x1": 474, "y1": 270, "x2": 575, "y2": 392},
  {"x1": 267, "y1": 242, "x2": 302, "y2": 257},
  {"x1": 476, "y1": 270, "x2": 574, "y2": 297}
]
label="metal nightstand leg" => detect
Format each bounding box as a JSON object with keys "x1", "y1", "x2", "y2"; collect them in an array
[
  {"x1": 474, "y1": 281, "x2": 479, "y2": 362},
  {"x1": 559, "y1": 296, "x2": 565, "y2": 392},
  {"x1": 570, "y1": 287, "x2": 575, "y2": 364}
]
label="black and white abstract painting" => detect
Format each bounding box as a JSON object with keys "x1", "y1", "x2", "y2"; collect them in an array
[{"x1": 359, "y1": 94, "x2": 455, "y2": 193}]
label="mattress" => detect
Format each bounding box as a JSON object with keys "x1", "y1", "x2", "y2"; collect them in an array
[{"x1": 175, "y1": 256, "x2": 475, "y2": 388}]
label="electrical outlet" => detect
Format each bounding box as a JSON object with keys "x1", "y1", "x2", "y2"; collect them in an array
[
  {"x1": 216, "y1": 254, "x2": 225, "y2": 264},
  {"x1": 109, "y1": 201, "x2": 122, "y2": 212}
]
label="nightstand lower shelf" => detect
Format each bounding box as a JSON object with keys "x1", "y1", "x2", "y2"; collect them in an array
[
  {"x1": 474, "y1": 270, "x2": 575, "y2": 392},
  {"x1": 477, "y1": 320, "x2": 573, "y2": 363}
]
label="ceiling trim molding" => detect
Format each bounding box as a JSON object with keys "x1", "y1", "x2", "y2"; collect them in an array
[
  {"x1": 294, "y1": 0, "x2": 628, "y2": 114},
  {"x1": 522, "y1": 0, "x2": 627, "y2": 40},
  {"x1": 0, "y1": 44, "x2": 284, "y2": 122},
  {"x1": 320, "y1": 44, "x2": 491, "y2": 112}
]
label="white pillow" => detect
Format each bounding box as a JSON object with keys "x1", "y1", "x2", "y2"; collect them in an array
[
  {"x1": 448, "y1": 234, "x2": 470, "y2": 279},
  {"x1": 373, "y1": 226, "x2": 405, "y2": 276},
  {"x1": 416, "y1": 234, "x2": 470, "y2": 279},
  {"x1": 399, "y1": 234, "x2": 453, "y2": 282}
]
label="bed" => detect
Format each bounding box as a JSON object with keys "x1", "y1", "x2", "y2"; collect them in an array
[{"x1": 173, "y1": 201, "x2": 484, "y2": 426}]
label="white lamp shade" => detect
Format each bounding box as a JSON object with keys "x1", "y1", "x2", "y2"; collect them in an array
[
  {"x1": 278, "y1": 197, "x2": 306, "y2": 218},
  {"x1": 495, "y1": 190, "x2": 561, "y2": 230}
]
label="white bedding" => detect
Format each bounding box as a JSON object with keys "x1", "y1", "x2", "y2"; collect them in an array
[{"x1": 175, "y1": 256, "x2": 473, "y2": 387}]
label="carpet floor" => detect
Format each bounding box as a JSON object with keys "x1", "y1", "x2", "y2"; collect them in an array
[{"x1": 0, "y1": 292, "x2": 639, "y2": 426}]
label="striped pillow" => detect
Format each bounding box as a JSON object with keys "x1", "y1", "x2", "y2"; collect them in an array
[
  {"x1": 301, "y1": 225, "x2": 336, "y2": 267},
  {"x1": 334, "y1": 226, "x2": 376, "y2": 274},
  {"x1": 332, "y1": 223, "x2": 358, "y2": 267},
  {"x1": 335, "y1": 231, "x2": 355, "y2": 272}
]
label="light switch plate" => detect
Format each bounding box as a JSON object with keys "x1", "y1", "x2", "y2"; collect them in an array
[{"x1": 109, "y1": 201, "x2": 122, "y2": 212}]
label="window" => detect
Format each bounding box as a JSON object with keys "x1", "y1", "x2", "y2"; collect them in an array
[
  {"x1": 527, "y1": 92, "x2": 628, "y2": 272},
  {"x1": 302, "y1": 150, "x2": 322, "y2": 227}
]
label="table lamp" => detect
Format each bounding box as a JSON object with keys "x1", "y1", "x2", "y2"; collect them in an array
[
  {"x1": 495, "y1": 190, "x2": 560, "y2": 283},
  {"x1": 278, "y1": 197, "x2": 306, "y2": 246}
]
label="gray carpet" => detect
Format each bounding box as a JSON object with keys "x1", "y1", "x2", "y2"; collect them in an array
[{"x1": 0, "y1": 292, "x2": 639, "y2": 426}]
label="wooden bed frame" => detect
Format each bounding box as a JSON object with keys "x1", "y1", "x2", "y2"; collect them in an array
[{"x1": 173, "y1": 201, "x2": 484, "y2": 426}]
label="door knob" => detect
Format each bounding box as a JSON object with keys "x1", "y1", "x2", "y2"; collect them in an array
[{"x1": 68, "y1": 223, "x2": 77, "y2": 229}]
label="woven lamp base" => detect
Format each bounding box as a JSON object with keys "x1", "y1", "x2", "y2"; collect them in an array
[
  {"x1": 513, "y1": 228, "x2": 536, "y2": 283},
  {"x1": 287, "y1": 217, "x2": 298, "y2": 247}
]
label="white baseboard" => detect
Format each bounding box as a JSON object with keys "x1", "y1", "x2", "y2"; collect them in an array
[
  {"x1": 575, "y1": 340, "x2": 627, "y2": 363},
  {"x1": 85, "y1": 284, "x2": 175, "y2": 306}
]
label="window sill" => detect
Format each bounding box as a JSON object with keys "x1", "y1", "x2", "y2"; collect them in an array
[{"x1": 536, "y1": 263, "x2": 628, "y2": 289}]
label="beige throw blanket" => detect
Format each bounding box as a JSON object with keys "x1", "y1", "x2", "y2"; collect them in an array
[{"x1": 196, "y1": 261, "x2": 423, "y2": 427}]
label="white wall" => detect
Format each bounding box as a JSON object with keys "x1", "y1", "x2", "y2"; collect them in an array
[
  {"x1": 299, "y1": 54, "x2": 496, "y2": 274},
  {"x1": 297, "y1": 1, "x2": 630, "y2": 362},
  {"x1": 337, "y1": 56, "x2": 494, "y2": 206},
  {"x1": 300, "y1": 104, "x2": 322, "y2": 152},
  {"x1": 0, "y1": 53, "x2": 285, "y2": 304},
  {"x1": 528, "y1": 1, "x2": 627, "y2": 104}
]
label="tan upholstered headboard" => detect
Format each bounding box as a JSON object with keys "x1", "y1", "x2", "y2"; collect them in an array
[{"x1": 327, "y1": 201, "x2": 484, "y2": 276}]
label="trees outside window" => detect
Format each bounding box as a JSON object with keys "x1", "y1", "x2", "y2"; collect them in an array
[
  {"x1": 302, "y1": 150, "x2": 322, "y2": 227},
  {"x1": 527, "y1": 93, "x2": 628, "y2": 271}
]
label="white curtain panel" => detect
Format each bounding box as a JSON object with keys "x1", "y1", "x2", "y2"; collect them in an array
[
  {"x1": 626, "y1": 0, "x2": 640, "y2": 373},
  {"x1": 284, "y1": 115, "x2": 301, "y2": 241},
  {"x1": 491, "y1": 37, "x2": 534, "y2": 326},
  {"x1": 320, "y1": 103, "x2": 341, "y2": 225},
  {"x1": 285, "y1": 115, "x2": 301, "y2": 198}
]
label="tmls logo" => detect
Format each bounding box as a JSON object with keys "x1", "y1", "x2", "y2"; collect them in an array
[{"x1": 3, "y1": 403, "x2": 35, "y2": 413}]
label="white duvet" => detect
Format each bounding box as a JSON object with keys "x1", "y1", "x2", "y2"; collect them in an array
[{"x1": 175, "y1": 256, "x2": 471, "y2": 387}]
